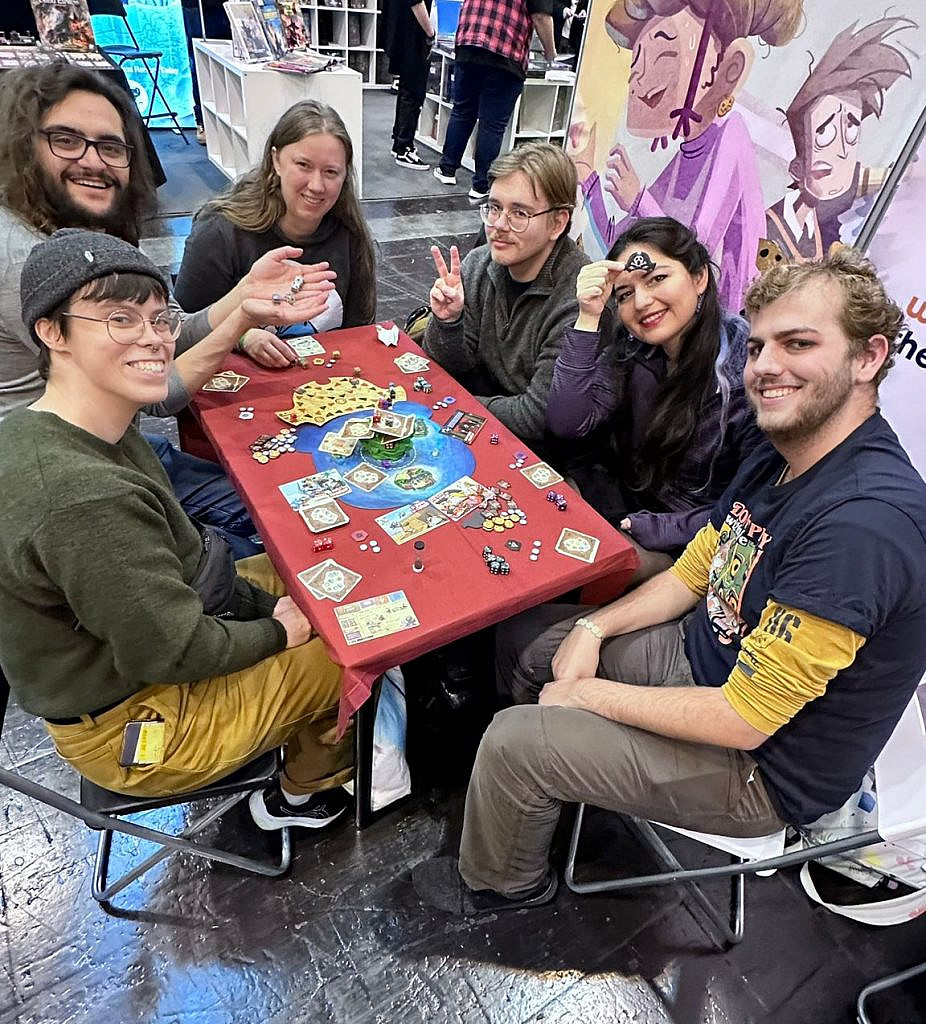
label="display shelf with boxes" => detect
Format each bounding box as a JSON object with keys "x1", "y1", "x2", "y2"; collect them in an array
[
  {"x1": 415, "y1": 43, "x2": 575, "y2": 170},
  {"x1": 298, "y1": 0, "x2": 389, "y2": 86},
  {"x1": 193, "y1": 38, "x2": 364, "y2": 188}
]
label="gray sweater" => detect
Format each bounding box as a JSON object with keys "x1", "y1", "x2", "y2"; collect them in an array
[
  {"x1": 0, "y1": 205, "x2": 212, "y2": 423},
  {"x1": 421, "y1": 234, "x2": 596, "y2": 441}
]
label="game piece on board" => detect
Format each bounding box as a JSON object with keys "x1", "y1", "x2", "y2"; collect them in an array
[
  {"x1": 353, "y1": 366, "x2": 362, "y2": 375},
  {"x1": 412, "y1": 558, "x2": 424, "y2": 574},
  {"x1": 625, "y1": 250, "x2": 656, "y2": 274},
  {"x1": 312, "y1": 357, "x2": 325, "y2": 365},
  {"x1": 489, "y1": 433, "x2": 499, "y2": 445},
  {"x1": 556, "y1": 497, "x2": 568, "y2": 511},
  {"x1": 332, "y1": 349, "x2": 341, "y2": 359},
  {"x1": 351, "y1": 530, "x2": 368, "y2": 542},
  {"x1": 506, "y1": 539, "x2": 521, "y2": 551},
  {"x1": 359, "y1": 544, "x2": 368, "y2": 551},
  {"x1": 414, "y1": 540, "x2": 425, "y2": 550},
  {"x1": 238, "y1": 406, "x2": 255, "y2": 420},
  {"x1": 443, "y1": 396, "x2": 456, "y2": 405}
]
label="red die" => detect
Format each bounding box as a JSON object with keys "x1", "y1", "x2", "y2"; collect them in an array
[{"x1": 313, "y1": 537, "x2": 333, "y2": 552}]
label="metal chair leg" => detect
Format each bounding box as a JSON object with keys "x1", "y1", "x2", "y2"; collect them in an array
[{"x1": 857, "y1": 960, "x2": 926, "y2": 1024}]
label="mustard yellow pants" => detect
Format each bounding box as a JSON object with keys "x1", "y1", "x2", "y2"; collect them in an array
[{"x1": 46, "y1": 555, "x2": 353, "y2": 798}]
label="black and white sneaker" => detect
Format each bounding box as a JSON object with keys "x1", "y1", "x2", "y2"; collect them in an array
[
  {"x1": 248, "y1": 783, "x2": 348, "y2": 831},
  {"x1": 395, "y1": 148, "x2": 430, "y2": 170}
]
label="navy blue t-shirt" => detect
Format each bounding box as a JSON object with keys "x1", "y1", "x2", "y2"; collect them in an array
[{"x1": 684, "y1": 413, "x2": 926, "y2": 824}]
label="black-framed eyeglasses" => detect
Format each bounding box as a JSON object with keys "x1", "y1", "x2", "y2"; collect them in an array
[
  {"x1": 478, "y1": 201, "x2": 571, "y2": 233},
  {"x1": 60, "y1": 309, "x2": 182, "y2": 344},
  {"x1": 38, "y1": 129, "x2": 134, "y2": 169}
]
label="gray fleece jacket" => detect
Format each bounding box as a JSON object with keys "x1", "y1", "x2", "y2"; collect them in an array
[
  {"x1": 0, "y1": 205, "x2": 212, "y2": 423},
  {"x1": 421, "y1": 233, "x2": 595, "y2": 441}
]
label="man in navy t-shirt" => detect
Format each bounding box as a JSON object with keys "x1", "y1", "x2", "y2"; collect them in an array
[{"x1": 413, "y1": 247, "x2": 926, "y2": 915}]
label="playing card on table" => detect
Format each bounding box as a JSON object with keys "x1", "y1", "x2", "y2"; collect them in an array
[
  {"x1": 393, "y1": 352, "x2": 430, "y2": 373},
  {"x1": 279, "y1": 469, "x2": 350, "y2": 510},
  {"x1": 375, "y1": 501, "x2": 449, "y2": 544},
  {"x1": 318, "y1": 432, "x2": 358, "y2": 457},
  {"x1": 298, "y1": 498, "x2": 350, "y2": 533},
  {"x1": 344, "y1": 464, "x2": 388, "y2": 492},
  {"x1": 202, "y1": 372, "x2": 249, "y2": 393},
  {"x1": 286, "y1": 335, "x2": 326, "y2": 358},
  {"x1": 554, "y1": 527, "x2": 600, "y2": 563},
  {"x1": 428, "y1": 475, "x2": 485, "y2": 521},
  {"x1": 374, "y1": 411, "x2": 416, "y2": 439},
  {"x1": 340, "y1": 417, "x2": 374, "y2": 440},
  {"x1": 520, "y1": 462, "x2": 564, "y2": 487},
  {"x1": 335, "y1": 590, "x2": 419, "y2": 645},
  {"x1": 298, "y1": 560, "x2": 362, "y2": 602}
]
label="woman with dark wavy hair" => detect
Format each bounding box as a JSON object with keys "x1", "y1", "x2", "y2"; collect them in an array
[
  {"x1": 175, "y1": 100, "x2": 376, "y2": 368},
  {"x1": 548, "y1": 216, "x2": 764, "y2": 581}
]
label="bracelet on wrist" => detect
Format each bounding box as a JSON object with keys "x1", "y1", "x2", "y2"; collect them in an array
[{"x1": 574, "y1": 616, "x2": 603, "y2": 640}]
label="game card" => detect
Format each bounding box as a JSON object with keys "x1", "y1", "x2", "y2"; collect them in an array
[
  {"x1": 335, "y1": 590, "x2": 420, "y2": 645},
  {"x1": 375, "y1": 501, "x2": 450, "y2": 544},
  {"x1": 340, "y1": 417, "x2": 374, "y2": 440},
  {"x1": 298, "y1": 499, "x2": 350, "y2": 533},
  {"x1": 279, "y1": 469, "x2": 350, "y2": 510},
  {"x1": 428, "y1": 475, "x2": 486, "y2": 521},
  {"x1": 521, "y1": 462, "x2": 564, "y2": 488},
  {"x1": 318, "y1": 431, "x2": 358, "y2": 457},
  {"x1": 286, "y1": 335, "x2": 326, "y2": 358},
  {"x1": 394, "y1": 352, "x2": 430, "y2": 373},
  {"x1": 202, "y1": 372, "x2": 250, "y2": 393},
  {"x1": 554, "y1": 527, "x2": 600, "y2": 563},
  {"x1": 298, "y1": 560, "x2": 362, "y2": 602},
  {"x1": 374, "y1": 411, "x2": 416, "y2": 439},
  {"x1": 344, "y1": 464, "x2": 388, "y2": 492},
  {"x1": 440, "y1": 410, "x2": 486, "y2": 444}
]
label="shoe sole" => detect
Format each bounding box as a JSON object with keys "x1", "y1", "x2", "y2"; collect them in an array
[
  {"x1": 396, "y1": 159, "x2": 430, "y2": 170},
  {"x1": 433, "y1": 172, "x2": 457, "y2": 185},
  {"x1": 248, "y1": 790, "x2": 347, "y2": 831}
]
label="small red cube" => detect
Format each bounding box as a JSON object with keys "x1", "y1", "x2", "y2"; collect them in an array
[{"x1": 313, "y1": 536, "x2": 333, "y2": 552}]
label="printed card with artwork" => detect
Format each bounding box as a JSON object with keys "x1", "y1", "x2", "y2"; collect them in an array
[
  {"x1": 335, "y1": 590, "x2": 419, "y2": 645},
  {"x1": 340, "y1": 417, "x2": 374, "y2": 440},
  {"x1": 298, "y1": 560, "x2": 361, "y2": 602},
  {"x1": 287, "y1": 335, "x2": 326, "y2": 358},
  {"x1": 344, "y1": 464, "x2": 388, "y2": 492},
  {"x1": 521, "y1": 462, "x2": 564, "y2": 488},
  {"x1": 279, "y1": 469, "x2": 350, "y2": 510},
  {"x1": 375, "y1": 501, "x2": 449, "y2": 544},
  {"x1": 428, "y1": 475, "x2": 485, "y2": 521},
  {"x1": 554, "y1": 527, "x2": 600, "y2": 563},
  {"x1": 393, "y1": 352, "x2": 430, "y2": 373},
  {"x1": 318, "y1": 432, "x2": 358, "y2": 457},
  {"x1": 298, "y1": 498, "x2": 350, "y2": 533},
  {"x1": 202, "y1": 371, "x2": 250, "y2": 393},
  {"x1": 374, "y1": 411, "x2": 416, "y2": 439}
]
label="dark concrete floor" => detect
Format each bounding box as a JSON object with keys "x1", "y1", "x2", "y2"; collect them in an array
[{"x1": 2, "y1": 126, "x2": 925, "y2": 1024}]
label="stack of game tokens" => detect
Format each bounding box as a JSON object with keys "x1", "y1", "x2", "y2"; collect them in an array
[
  {"x1": 249, "y1": 427, "x2": 297, "y2": 463},
  {"x1": 509, "y1": 451, "x2": 528, "y2": 471},
  {"x1": 529, "y1": 540, "x2": 542, "y2": 562},
  {"x1": 482, "y1": 546, "x2": 511, "y2": 575},
  {"x1": 413, "y1": 376, "x2": 432, "y2": 394}
]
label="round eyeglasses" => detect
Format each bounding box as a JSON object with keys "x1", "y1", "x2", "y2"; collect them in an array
[
  {"x1": 39, "y1": 129, "x2": 134, "y2": 169},
  {"x1": 59, "y1": 309, "x2": 182, "y2": 345},
  {"x1": 478, "y1": 201, "x2": 571, "y2": 233}
]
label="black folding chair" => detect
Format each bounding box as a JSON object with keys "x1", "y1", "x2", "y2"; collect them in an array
[
  {"x1": 87, "y1": 0, "x2": 189, "y2": 141},
  {"x1": 0, "y1": 669, "x2": 291, "y2": 907}
]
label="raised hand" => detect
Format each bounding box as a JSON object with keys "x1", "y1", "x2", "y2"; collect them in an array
[
  {"x1": 604, "y1": 144, "x2": 642, "y2": 213},
  {"x1": 429, "y1": 244, "x2": 464, "y2": 322},
  {"x1": 240, "y1": 248, "x2": 336, "y2": 328},
  {"x1": 575, "y1": 259, "x2": 626, "y2": 321}
]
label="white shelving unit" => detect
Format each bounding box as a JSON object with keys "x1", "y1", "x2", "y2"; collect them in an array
[
  {"x1": 193, "y1": 39, "x2": 364, "y2": 192},
  {"x1": 415, "y1": 45, "x2": 575, "y2": 170},
  {"x1": 298, "y1": 1, "x2": 390, "y2": 87}
]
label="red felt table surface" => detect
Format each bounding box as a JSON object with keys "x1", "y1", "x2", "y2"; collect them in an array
[{"x1": 193, "y1": 325, "x2": 638, "y2": 731}]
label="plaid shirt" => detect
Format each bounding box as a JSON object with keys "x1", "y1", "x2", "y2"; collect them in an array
[{"x1": 456, "y1": 0, "x2": 534, "y2": 70}]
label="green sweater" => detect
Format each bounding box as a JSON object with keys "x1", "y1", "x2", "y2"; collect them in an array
[{"x1": 0, "y1": 409, "x2": 286, "y2": 718}]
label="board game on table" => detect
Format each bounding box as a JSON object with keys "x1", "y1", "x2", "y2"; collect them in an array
[{"x1": 191, "y1": 324, "x2": 639, "y2": 732}]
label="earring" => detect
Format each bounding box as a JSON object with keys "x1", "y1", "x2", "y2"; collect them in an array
[
  {"x1": 695, "y1": 294, "x2": 704, "y2": 314},
  {"x1": 717, "y1": 95, "x2": 735, "y2": 118}
]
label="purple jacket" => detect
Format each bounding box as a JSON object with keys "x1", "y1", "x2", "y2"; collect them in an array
[{"x1": 547, "y1": 312, "x2": 766, "y2": 551}]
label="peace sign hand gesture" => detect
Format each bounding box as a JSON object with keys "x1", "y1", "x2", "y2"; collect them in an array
[{"x1": 429, "y1": 244, "x2": 464, "y2": 322}]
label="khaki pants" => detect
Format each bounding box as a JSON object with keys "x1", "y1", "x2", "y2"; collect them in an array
[
  {"x1": 46, "y1": 555, "x2": 353, "y2": 798},
  {"x1": 459, "y1": 604, "x2": 785, "y2": 895}
]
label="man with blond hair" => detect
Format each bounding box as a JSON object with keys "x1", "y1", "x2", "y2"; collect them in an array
[
  {"x1": 424, "y1": 141, "x2": 604, "y2": 449},
  {"x1": 414, "y1": 248, "x2": 926, "y2": 914}
]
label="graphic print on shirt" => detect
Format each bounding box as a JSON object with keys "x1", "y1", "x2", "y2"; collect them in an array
[{"x1": 706, "y1": 501, "x2": 772, "y2": 645}]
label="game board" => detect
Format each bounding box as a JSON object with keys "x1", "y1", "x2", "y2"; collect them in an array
[
  {"x1": 276, "y1": 377, "x2": 407, "y2": 427},
  {"x1": 297, "y1": 401, "x2": 476, "y2": 510}
]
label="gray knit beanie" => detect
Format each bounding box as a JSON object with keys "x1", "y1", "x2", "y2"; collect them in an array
[{"x1": 20, "y1": 228, "x2": 169, "y2": 343}]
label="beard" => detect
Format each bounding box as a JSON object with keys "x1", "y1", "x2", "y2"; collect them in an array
[
  {"x1": 42, "y1": 167, "x2": 136, "y2": 240},
  {"x1": 752, "y1": 360, "x2": 855, "y2": 446}
]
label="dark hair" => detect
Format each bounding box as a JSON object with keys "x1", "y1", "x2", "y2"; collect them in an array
[
  {"x1": 36, "y1": 271, "x2": 169, "y2": 380},
  {"x1": 608, "y1": 216, "x2": 727, "y2": 493},
  {"x1": 0, "y1": 65, "x2": 158, "y2": 245}
]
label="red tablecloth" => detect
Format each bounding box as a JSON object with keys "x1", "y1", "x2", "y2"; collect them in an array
[{"x1": 193, "y1": 325, "x2": 638, "y2": 731}]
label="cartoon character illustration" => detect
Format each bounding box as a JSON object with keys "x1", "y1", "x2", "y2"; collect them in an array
[
  {"x1": 762, "y1": 16, "x2": 915, "y2": 265},
  {"x1": 706, "y1": 516, "x2": 765, "y2": 645},
  {"x1": 577, "y1": 0, "x2": 804, "y2": 311}
]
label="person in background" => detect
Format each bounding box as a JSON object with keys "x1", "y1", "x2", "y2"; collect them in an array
[
  {"x1": 431, "y1": 0, "x2": 557, "y2": 201},
  {"x1": 383, "y1": 0, "x2": 436, "y2": 170},
  {"x1": 174, "y1": 100, "x2": 376, "y2": 368},
  {"x1": 0, "y1": 64, "x2": 333, "y2": 557},
  {"x1": 0, "y1": 228, "x2": 353, "y2": 830},
  {"x1": 548, "y1": 217, "x2": 763, "y2": 583}
]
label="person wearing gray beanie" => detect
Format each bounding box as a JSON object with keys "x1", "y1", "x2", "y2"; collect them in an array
[{"x1": 0, "y1": 227, "x2": 354, "y2": 830}]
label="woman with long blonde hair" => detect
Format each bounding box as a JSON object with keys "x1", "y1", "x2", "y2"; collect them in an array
[{"x1": 175, "y1": 100, "x2": 377, "y2": 367}]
